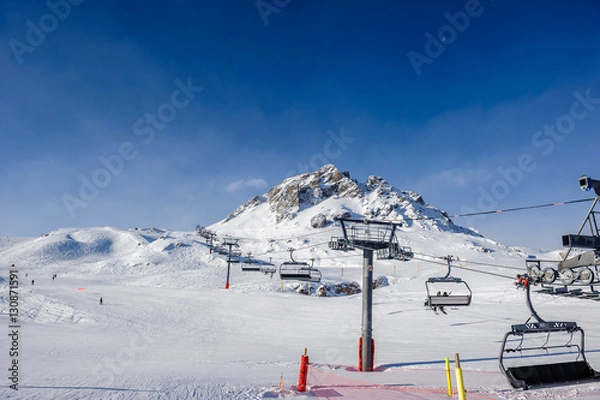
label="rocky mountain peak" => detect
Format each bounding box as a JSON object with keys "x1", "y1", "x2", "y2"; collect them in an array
[
  {"x1": 264, "y1": 164, "x2": 361, "y2": 222},
  {"x1": 221, "y1": 164, "x2": 479, "y2": 237}
]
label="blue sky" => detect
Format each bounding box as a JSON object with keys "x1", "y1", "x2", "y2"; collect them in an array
[{"x1": 2, "y1": 0, "x2": 600, "y2": 250}]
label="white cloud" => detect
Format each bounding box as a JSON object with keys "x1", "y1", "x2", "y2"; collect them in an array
[
  {"x1": 434, "y1": 168, "x2": 492, "y2": 188},
  {"x1": 225, "y1": 178, "x2": 268, "y2": 193}
]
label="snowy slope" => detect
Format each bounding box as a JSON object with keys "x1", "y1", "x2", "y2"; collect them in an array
[{"x1": 1, "y1": 167, "x2": 600, "y2": 399}]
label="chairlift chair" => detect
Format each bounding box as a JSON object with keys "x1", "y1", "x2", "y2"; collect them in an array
[
  {"x1": 424, "y1": 256, "x2": 472, "y2": 309},
  {"x1": 241, "y1": 258, "x2": 260, "y2": 271},
  {"x1": 259, "y1": 265, "x2": 276, "y2": 275},
  {"x1": 499, "y1": 274, "x2": 600, "y2": 389},
  {"x1": 376, "y1": 240, "x2": 414, "y2": 261},
  {"x1": 278, "y1": 248, "x2": 322, "y2": 283},
  {"x1": 425, "y1": 277, "x2": 472, "y2": 308}
]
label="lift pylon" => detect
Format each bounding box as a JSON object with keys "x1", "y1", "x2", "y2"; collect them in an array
[
  {"x1": 525, "y1": 176, "x2": 600, "y2": 297},
  {"x1": 329, "y1": 218, "x2": 412, "y2": 372},
  {"x1": 222, "y1": 237, "x2": 239, "y2": 289},
  {"x1": 559, "y1": 175, "x2": 600, "y2": 274}
]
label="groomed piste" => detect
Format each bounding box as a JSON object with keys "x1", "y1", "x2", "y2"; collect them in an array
[{"x1": 2, "y1": 169, "x2": 600, "y2": 399}]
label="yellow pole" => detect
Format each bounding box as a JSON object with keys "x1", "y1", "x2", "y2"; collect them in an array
[
  {"x1": 308, "y1": 284, "x2": 311, "y2": 296},
  {"x1": 394, "y1": 265, "x2": 397, "y2": 274},
  {"x1": 445, "y1": 357, "x2": 453, "y2": 397},
  {"x1": 454, "y1": 353, "x2": 466, "y2": 400},
  {"x1": 281, "y1": 281, "x2": 284, "y2": 292}
]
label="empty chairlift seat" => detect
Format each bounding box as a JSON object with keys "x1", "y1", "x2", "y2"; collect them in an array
[
  {"x1": 279, "y1": 262, "x2": 322, "y2": 282},
  {"x1": 241, "y1": 261, "x2": 261, "y2": 271},
  {"x1": 259, "y1": 265, "x2": 276, "y2": 275},
  {"x1": 499, "y1": 322, "x2": 600, "y2": 389}
]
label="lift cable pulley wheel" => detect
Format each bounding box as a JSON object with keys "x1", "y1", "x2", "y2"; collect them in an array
[
  {"x1": 526, "y1": 175, "x2": 600, "y2": 298},
  {"x1": 558, "y1": 175, "x2": 600, "y2": 276}
]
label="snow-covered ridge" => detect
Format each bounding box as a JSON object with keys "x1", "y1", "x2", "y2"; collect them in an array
[{"x1": 221, "y1": 164, "x2": 479, "y2": 236}]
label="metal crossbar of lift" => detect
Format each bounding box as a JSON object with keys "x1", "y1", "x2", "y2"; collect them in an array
[{"x1": 328, "y1": 218, "x2": 413, "y2": 260}]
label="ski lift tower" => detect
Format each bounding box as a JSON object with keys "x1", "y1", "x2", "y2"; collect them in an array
[
  {"x1": 559, "y1": 175, "x2": 600, "y2": 271},
  {"x1": 222, "y1": 237, "x2": 239, "y2": 289},
  {"x1": 329, "y1": 218, "x2": 413, "y2": 371}
]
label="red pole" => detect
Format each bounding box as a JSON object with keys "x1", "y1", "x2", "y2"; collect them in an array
[
  {"x1": 358, "y1": 337, "x2": 375, "y2": 372},
  {"x1": 371, "y1": 339, "x2": 375, "y2": 371},
  {"x1": 298, "y1": 348, "x2": 309, "y2": 392},
  {"x1": 358, "y1": 337, "x2": 363, "y2": 371}
]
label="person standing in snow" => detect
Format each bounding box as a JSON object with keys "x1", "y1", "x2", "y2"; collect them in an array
[{"x1": 99, "y1": 297, "x2": 103, "y2": 305}]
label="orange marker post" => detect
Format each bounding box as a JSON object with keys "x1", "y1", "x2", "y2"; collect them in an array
[{"x1": 297, "y1": 348, "x2": 309, "y2": 392}]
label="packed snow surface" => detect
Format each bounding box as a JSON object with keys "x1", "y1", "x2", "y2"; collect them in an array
[{"x1": 1, "y1": 222, "x2": 599, "y2": 399}]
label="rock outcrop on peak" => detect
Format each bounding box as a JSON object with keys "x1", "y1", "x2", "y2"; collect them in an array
[
  {"x1": 265, "y1": 164, "x2": 361, "y2": 222},
  {"x1": 220, "y1": 164, "x2": 480, "y2": 237},
  {"x1": 224, "y1": 164, "x2": 359, "y2": 223}
]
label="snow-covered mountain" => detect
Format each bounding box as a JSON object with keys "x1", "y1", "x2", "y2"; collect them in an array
[
  {"x1": 2, "y1": 201, "x2": 600, "y2": 398},
  {"x1": 4, "y1": 166, "x2": 599, "y2": 399},
  {"x1": 219, "y1": 164, "x2": 478, "y2": 236}
]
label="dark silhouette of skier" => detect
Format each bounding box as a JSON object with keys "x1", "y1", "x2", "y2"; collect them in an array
[
  {"x1": 99, "y1": 297, "x2": 103, "y2": 305},
  {"x1": 439, "y1": 292, "x2": 449, "y2": 314},
  {"x1": 431, "y1": 291, "x2": 442, "y2": 315}
]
